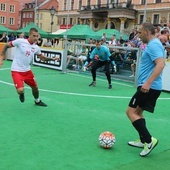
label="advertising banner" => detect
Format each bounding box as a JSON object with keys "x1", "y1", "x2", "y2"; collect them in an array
[{"x1": 33, "y1": 48, "x2": 63, "y2": 70}]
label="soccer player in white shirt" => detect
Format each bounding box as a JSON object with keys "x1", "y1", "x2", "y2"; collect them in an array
[{"x1": 0, "y1": 28, "x2": 59, "y2": 106}]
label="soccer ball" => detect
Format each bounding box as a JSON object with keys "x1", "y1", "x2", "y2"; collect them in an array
[{"x1": 98, "y1": 131, "x2": 116, "y2": 149}]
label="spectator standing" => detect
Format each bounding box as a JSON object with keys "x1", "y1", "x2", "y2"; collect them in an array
[
  {"x1": 43, "y1": 38, "x2": 52, "y2": 47},
  {"x1": 0, "y1": 32, "x2": 8, "y2": 42},
  {"x1": 129, "y1": 29, "x2": 137, "y2": 40},
  {"x1": 118, "y1": 35, "x2": 125, "y2": 46},
  {"x1": 19, "y1": 32, "x2": 26, "y2": 39},
  {"x1": 9, "y1": 33, "x2": 16, "y2": 41},
  {"x1": 101, "y1": 33, "x2": 107, "y2": 40}
]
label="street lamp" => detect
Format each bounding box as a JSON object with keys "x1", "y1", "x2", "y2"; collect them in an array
[
  {"x1": 50, "y1": 6, "x2": 55, "y2": 33},
  {"x1": 143, "y1": 0, "x2": 148, "y2": 23}
]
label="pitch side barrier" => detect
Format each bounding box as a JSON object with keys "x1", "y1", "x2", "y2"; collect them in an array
[
  {"x1": 64, "y1": 41, "x2": 170, "y2": 91},
  {"x1": 4, "y1": 41, "x2": 169, "y2": 91},
  {"x1": 33, "y1": 48, "x2": 63, "y2": 70},
  {"x1": 5, "y1": 46, "x2": 63, "y2": 71}
]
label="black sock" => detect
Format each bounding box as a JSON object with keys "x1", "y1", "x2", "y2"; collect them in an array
[{"x1": 132, "y1": 118, "x2": 152, "y2": 143}]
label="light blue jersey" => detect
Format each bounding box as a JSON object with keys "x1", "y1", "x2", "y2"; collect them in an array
[
  {"x1": 90, "y1": 45, "x2": 111, "y2": 61},
  {"x1": 138, "y1": 38, "x2": 164, "y2": 90}
]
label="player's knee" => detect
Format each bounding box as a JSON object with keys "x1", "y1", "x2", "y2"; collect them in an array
[{"x1": 17, "y1": 88, "x2": 24, "y2": 94}]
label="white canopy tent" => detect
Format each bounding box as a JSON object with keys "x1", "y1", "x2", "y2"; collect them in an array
[{"x1": 52, "y1": 29, "x2": 67, "y2": 35}]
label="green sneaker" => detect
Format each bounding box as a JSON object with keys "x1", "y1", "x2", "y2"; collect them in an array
[
  {"x1": 140, "y1": 137, "x2": 158, "y2": 157},
  {"x1": 128, "y1": 139, "x2": 144, "y2": 148}
]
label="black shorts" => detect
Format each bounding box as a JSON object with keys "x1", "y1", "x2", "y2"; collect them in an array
[{"x1": 128, "y1": 86, "x2": 161, "y2": 113}]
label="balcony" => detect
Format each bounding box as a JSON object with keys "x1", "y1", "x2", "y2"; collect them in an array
[{"x1": 80, "y1": 2, "x2": 134, "y2": 12}]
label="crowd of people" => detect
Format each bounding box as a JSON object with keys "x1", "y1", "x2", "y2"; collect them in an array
[
  {"x1": 1, "y1": 22, "x2": 170, "y2": 78},
  {"x1": 66, "y1": 22, "x2": 170, "y2": 78},
  {"x1": 66, "y1": 30, "x2": 142, "y2": 76},
  {"x1": 0, "y1": 32, "x2": 56, "y2": 47}
]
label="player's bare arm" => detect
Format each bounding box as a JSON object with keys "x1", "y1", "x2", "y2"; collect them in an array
[
  {"x1": 0, "y1": 42, "x2": 13, "y2": 66},
  {"x1": 37, "y1": 54, "x2": 60, "y2": 61}
]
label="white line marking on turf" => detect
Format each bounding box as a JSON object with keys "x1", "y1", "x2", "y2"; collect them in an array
[
  {"x1": 0, "y1": 80, "x2": 170, "y2": 100},
  {"x1": 0, "y1": 68, "x2": 11, "y2": 71},
  {"x1": 68, "y1": 72, "x2": 133, "y2": 87},
  {"x1": 0, "y1": 80, "x2": 14, "y2": 86}
]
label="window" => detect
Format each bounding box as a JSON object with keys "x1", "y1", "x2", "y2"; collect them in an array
[
  {"x1": 22, "y1": 13, "x2": 25, "y2": 18},
  {"x1": 10, "y1": 5, "x2": 15, "y2": 13},
  {"x1": 40, "y1": 23, "x2": 42, "y2": 28},
  {"x1": 97, "y1": 0, "x2": 101, "y2": 8},
  {"x1": 141, "y1": 0, "x2": 146, "y2": 5},
  {"x1": 153, "y1": 14, "x2": 159, "y2": 24},
  {"x1": 124, "y1": 20, "x2": 129, "y2": 29},
  {"x1": 155, "y1": 0, "x2": 161, "y2": 3},
  {"x1": 9, "y1": 17, "x2": 14, "y2": 25},
  {"x1": 40, "y1": 14, "x2": 43, "y2": 20},
  {"x1": 27, "y1": 13, "x2": 29, "y2": 18},
  {"x1": 64, "y1": 0, "x2": 66, "y2": 10},
  {"x1": 63, "y1": 18, "x2": 66, "y2": 24},
  {"x1": 25, "y1": 4, "x2": 28, "y2": 9},
  {"x1": 0, "y1": 3, "x2": 6, "y2": 11},
  {"x1": 71, "y1": 0, "x2": 74, "y2": 10},
  {"x1": 70, "y1": 18, "x2": 73, "y2": 25},
  {"x1": 36, "y1": 13, "x2": 39, "y2": 20},
  {"x1": 30, "y1": 12, "x2": 33, "y2": 18},
  {"x1": 87, "y1": 0, "x2": 90, "y2": 6},
  {"x1": 0, "y1": 16, "x2": 5, "y2": 24},
  {"x1": 139, "y1": 15, "x2": 144, "y2": 24},
  {"x1": 94, "y1": 22, "x2": 98, "y2": 28},
  {"x1": 77, "y1": 17, "x2": 80, "y2": 24},
  {"x1": 79, "y1": 0, "x2": 82, "y2": 10},
  {"x1": 85, "y1": 19, "x2": 89, "y2": 25}
]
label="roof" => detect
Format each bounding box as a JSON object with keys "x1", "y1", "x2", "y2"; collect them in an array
[
  {"x1": 18, "y1": 0, "x2": 47, "y2": 10},
  {"x1": 38, "y1": 0, "x2": 58, "y2": 10}
]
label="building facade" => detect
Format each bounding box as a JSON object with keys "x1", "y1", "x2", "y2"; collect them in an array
[
  {"x1": 20, "y1": 0, "x2": 58, "y2": 33},
  {"x1": 0, "y1": 0, "x2": 58, "y2": 33},
  {"x1": 57, "y1": 0, "x2": 170, "y2": 34},
  {"x1": 1, "y1": 0, "x2": 170, "y2": 35},
  {"x1": 0, "y1": 0, "x2": 21, "y2": 30},
  {"x1": 36, "y1": 0, "x2": 58, "y2": 33},
  {"x1": 0, "y1": 0, "x2": 37, "y2": 30},
  {"x1": 135, "y1": 0, "x2": 170, "y2": 27}
]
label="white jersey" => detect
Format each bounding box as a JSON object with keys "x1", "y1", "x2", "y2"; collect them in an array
[{"x1": 11, "y1": 38, "x2": 41, "y2": 72}]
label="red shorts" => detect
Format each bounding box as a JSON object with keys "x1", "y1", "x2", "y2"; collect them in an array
[{"x1": 11, "y1": 70, "x2": 37, "y2": 89}]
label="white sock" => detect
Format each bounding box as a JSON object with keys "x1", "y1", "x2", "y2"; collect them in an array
[{"x1": 35, "y1": 98, "x2": 40, "y2": 103}]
